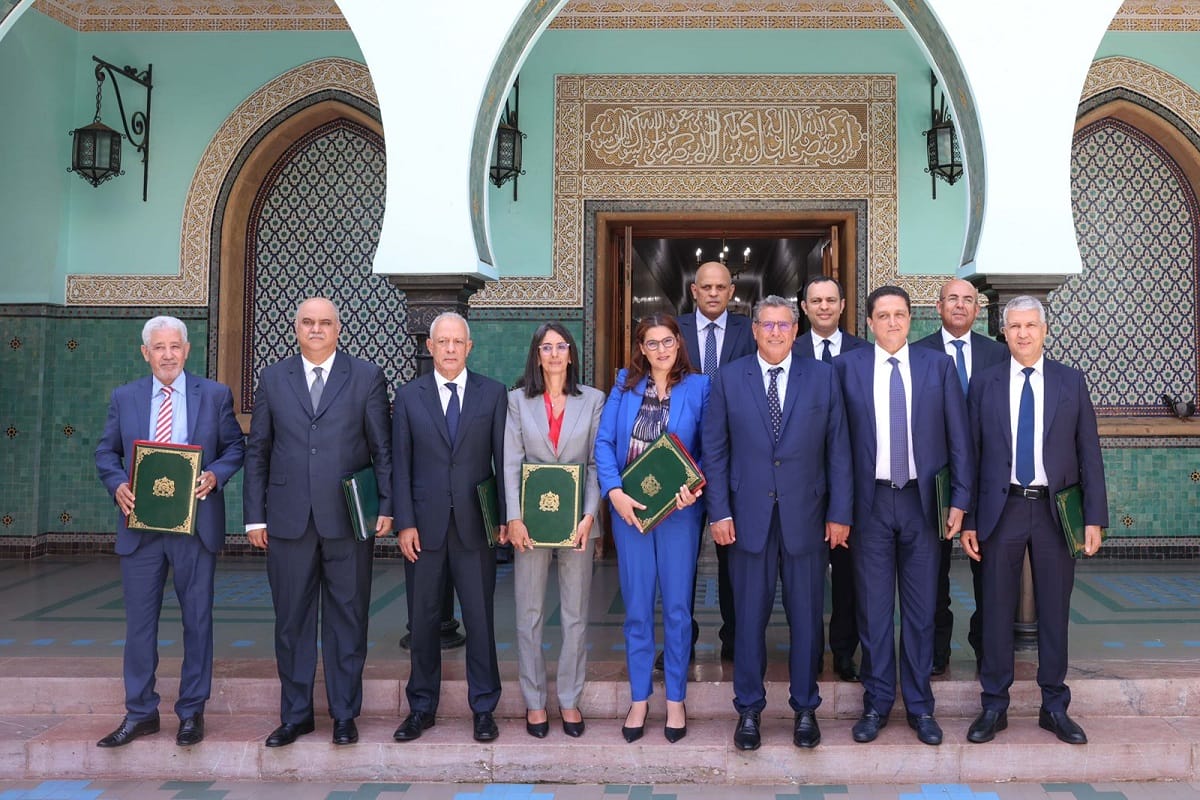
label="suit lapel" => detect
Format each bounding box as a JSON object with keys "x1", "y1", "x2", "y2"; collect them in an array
[
  {"x1": 313, "y1": 352, "x2": 350, "y2": 419},
  {"x1": 720, "y1": 316, "x2": 743, "y2": 363},
  {"x1": 778, "y1": 359, "x2": 803, "y2": 435},
  {"x1": 1042, "y1": 361, "x2": 1061, "y2": 440},
  {"x1": 185, "y1": 372, "x2": 201, "y2": 442},
  {"x1": 620, "y1": 377, "x2": 645, "y2": 458},
  {"x1": 746, "y1": 361, "x2": 773, "y2": 441},
  {"x1": 994, "y1": 366, "x2": 1013, "y2": 454},
  {"x1": 454, "y1": 371, "x2": 490, "y2": 452},
  {"x1": 136, "y1": 376, "x2": 153, "y2": 442},
  {"x1": 908, "y1": 348, "x2": 929, "y2": 424},
  {"x1": 556, "y1": 392, "x2": 583, "y2": 454},
  {"x1": 420, "y1": 373, "x2": 452, "y2": 449},
  {"x1": 286, "y1": 356, "x2": 313, "y2": 419},
  {"x1": 856, "y1": 355, "x2": 878, "y2": 461}
]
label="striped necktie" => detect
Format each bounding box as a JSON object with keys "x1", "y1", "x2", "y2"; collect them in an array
[{"x1": 154, "y1": 386, "x2": 173, "y2": 443}]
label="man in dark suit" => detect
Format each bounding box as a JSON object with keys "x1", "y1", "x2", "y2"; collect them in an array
[
  {"x1": 961, "y1": 295, "x2": 1107, "y2": 746},
  {"x1": 392, "y1": 311, "x2": 507, "y2": 743},
  {"x1": 244, "y1": 297, "x2": 393, "y2": 748},
  {"x1": 834, "y1": 286, "x2": 972, "y2": 747},
  {"x1": 95, "y1": 316, "x2": 245, "y2": 748},
  {"x1": 676, "y1": 260, "x2": 755, "y2": 663},
  {"x1": 793, "y1": 275, "x2": 869, "y2": 683},
  {"x1": 913, "y1": 278, "x2": 1009, "y2": 674},
  {"x1": 704, "y1": 295, "x2": 852, "y2": 751}
]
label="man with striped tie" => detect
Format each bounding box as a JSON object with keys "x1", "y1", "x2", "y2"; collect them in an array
[
  {"x1": 676, "y1": 260, "x2": 754, "y2": 663},
  {"x1": 95, "y1": 316, "x2": 245, "y2": 748}
]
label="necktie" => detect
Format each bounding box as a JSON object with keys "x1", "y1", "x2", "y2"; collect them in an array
[
  {"x1": 154, "y1": 386, "x2": 173, "y2": 443},
  {"x1": 820, "y1": 339, "x2": 833, "y2": 364},
  {"x1": 310, "y1": 366, "x2": 324, "y2": 413},
  {"x1": 767, "y1": 366, "x2": 783, "y2": 442},
  {"x1": 888, "y1": 357, "x2": 910, "y2": 485},
  {"x1": 951, "y1": 340, "x2": 968, "y2": 396},
  {"x1": 1016, "y1": 366, "x2": 1035, "y2": 486},
  {"x1": 446, "y1": 382, "x2": 461, "y2": 442},
  {"x1": 703, "y1": 322, "x2": 718, "y2": 378}
]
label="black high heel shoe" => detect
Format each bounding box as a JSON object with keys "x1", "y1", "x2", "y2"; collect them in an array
[
  {"x1": 560, "y1": 709, "x2": 585, "y2": 738},
  {"x1": 664, "y1": 702, "x2": 687, "y2": 743},
  {"x1": 525, "y1": 710, "x2": 549, "y2": 739},
  {"x1": 621, "y1": 704, "x2": 646, "y2": 743}
]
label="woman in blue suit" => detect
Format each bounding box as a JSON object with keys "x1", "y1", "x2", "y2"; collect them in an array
[{"x1": 595, "y1": 313, "x2": 709, "y2": 744}]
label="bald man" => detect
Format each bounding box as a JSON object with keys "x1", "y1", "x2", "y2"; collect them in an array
[
  {"x1": 676, "y1": 260, "x2": 755, "y2": 662},
  {"x1": 912, "y1": 278, "x2": 1007, "y2": 673}
]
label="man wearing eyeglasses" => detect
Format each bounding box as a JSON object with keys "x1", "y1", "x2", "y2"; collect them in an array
[
  {"x1": 912, "y1": 278, "x2": 1008, "y2": 675},
  {"x1": 703, "y1": 295, "x2": 852, "y2": 750},
  {"x1": 833, "y1": 286, "x2": 973, "y2": 747},
  {"x1": 793, "y1": 275, "x2": 870, "y2": 684},
  {"x1": 676, "y1": 260, "x2": 755, "y2": 665}
]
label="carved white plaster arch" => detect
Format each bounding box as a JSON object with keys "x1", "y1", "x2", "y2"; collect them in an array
[{"x1": 66, "y1": 56, "x2": 376, "y2": 306}]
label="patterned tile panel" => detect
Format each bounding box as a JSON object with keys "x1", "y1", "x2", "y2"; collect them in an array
[
  {"x1": 33, "y1": 0, "x2": 347, "y2": 31},
  {"x1": 1055, "y1": 117, "x2": 1198, "y2": 416}
]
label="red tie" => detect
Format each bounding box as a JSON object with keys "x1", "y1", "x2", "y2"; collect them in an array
[{"x1": 155, "y1": 386, "x2": 173, "y2": 443}]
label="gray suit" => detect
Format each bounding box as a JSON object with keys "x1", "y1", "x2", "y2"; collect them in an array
[{"x1": 503, "y1": 385, "x2": 604, "y2": 711}]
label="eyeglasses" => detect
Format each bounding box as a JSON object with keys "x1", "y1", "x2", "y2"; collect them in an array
[
  {"x1": 755, "y1": 321, "x2": 793, "y2": 333},
  {"x1": 538, "y1": 342, "x2": 570, "y2": 355},
  {"x1": 642, "y1": 336, "x2": 677, "y2": 352}
]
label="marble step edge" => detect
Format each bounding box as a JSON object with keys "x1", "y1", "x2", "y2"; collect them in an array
[
  {"x1": 3, "y1": 713, "x2": 1199, "y2": 785},
  {"x1": 3, "y1": 675, "x2": 1199, "y2": 719}
]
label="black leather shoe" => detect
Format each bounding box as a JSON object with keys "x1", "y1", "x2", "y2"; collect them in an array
[
  {"x1": 852, "y1": 710, "x2": 888, "y2": 743},
  {"x1": 264, "y1": 718, "x2": 315, "y2": 747},
  {"x1": 473, "y1": 711, "x2": 499, "y2": 742},
  {"x1": 1039, "y1": 708, "x2": 1087, "y2": 744},
  {"x1": 793, "y1": 709, "x2": 821, "y2": 748},
  {"x1": 906, "y1": 713, "x2": 943, "y2": 745},
  {"x1": 175, "y1": 714, "x2": 204, "y2": 747},
  {"x1": 561, "y1": 711, "x2": 585, "y2": 738},
  {"x1": 332, "y1": 718, "x2": 358, "y2": 745},
  {"x1": 833, "y1": 656, "x2": 860, "y2": 682},
  {"x1": 720, "y1": 642, "x2": 735, "y2": 662},
  {"x1": 931, "y1": 660, "x2": 948, "y2": 676},
  {"x1": 733, "y1": 710, "x2": 761, "y2": 751},
  {"x1": 393, "y1": 711, "x2": 435, "y2": 742},
  {"x1": 621, "y1": 705, "x2": 646, "y2": 743},
  {"x1": 525, "y1": 710, "x2": 549, "y2": 739},
  {"x1": 967, "y1": 709, "x2": 1008, "y2": 743},
  {"x1": 97, "y1": 714, "x2": 160, "y2": 748}
]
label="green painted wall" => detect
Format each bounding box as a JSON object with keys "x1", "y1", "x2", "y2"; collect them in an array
[
  {"x1": 0, "y1": 10, "x2": 366, "y2": 304},
  {"x1": 487, "y1": 29, "x2": 968, "y2": 282},
  {"x1": 1095, "y1": 32, "x2": 1200, "y2": 85}
]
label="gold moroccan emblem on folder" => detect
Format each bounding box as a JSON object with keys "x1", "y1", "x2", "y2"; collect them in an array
[
  {"x1": 538, "y1": 491, "x2": 561, "y2": 513},
  {"x1": 641, "y1": 474, "x2": 662, "y2": 497},
  {"x1": 152, "y1": 476, "x2": 176, "y2": 498}
]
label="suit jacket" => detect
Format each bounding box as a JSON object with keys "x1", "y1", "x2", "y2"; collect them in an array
[
  {"x1": 792, "y1": 329, "x2": 870, "y2": 360},
  {"x1": 594, "y1": 370, "x2": 710, "y2": 531},
  {"x1": 392, "y1": 369, "x2": 507, "y2": 550},
  {"x1": 835, "y1": 345, "x2": 974, "y2": 532},
  {"x1": 678, "y1": 312, "x2": 755, "y2": 373},
  {"x1": 243, "y1": 351, "x2": 392, "y2": 539},
  {"x1": 912, "y1": 329, "x2": 1008, "y2": 383},
  {"x1": 703, "y1": 354, "x2": 852, "y2": 555},
  {"x1": 96, "y1": 371, "x2": 246, "y2": 555},
  {"x1": 966, "y1": 358, "x2": 1109, "y2": 541},
  {"x1": 503, "y1": 385, "x2": 605, "y2": 532}
]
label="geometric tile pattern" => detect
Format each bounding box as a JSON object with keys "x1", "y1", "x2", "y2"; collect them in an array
[
  {"x1": 34, "y1": 0, "x2": 347, "y2": 31},
  {"x1": 1054, "y1": 117, "x2": 1199, "y2": 415},
  {"x1": 548, "y1": 0, "x2": 903, "y2": 30},
  {"x1": 245, "y1": 118, "x2": 414, "y2": 405}
]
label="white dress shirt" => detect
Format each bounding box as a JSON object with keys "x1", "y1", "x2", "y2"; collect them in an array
[
  {"x1": 301, "y1": 352, "x2": 336, "y2": 391},
  {"x1": 1009, "y1": 356, "x2": 1049, "y2": 486},
  {"x1": 940, "y1": 328, "x2": 973, "y2": 380},
  {"x1": 756, "y1": 352, "x2": 792, "y2": 409},
  {"x1": 809, "y1": 328, "x2": 844, "y2": 359},
  {"x1": 872, "y1": 343, "x2": 917, "y2": 482},
  {"x1": 437, "y1": 368, "x2": 468, "y2": 412},
  {"x1": 695, "y1": 309, "x2": 729, "y2": 369}
]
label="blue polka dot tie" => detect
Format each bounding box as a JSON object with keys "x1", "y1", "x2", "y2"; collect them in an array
[{"x1": 767, "y1": 366, "x2": 783, "y2": 442}]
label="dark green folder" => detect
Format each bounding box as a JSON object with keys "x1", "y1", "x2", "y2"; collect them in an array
[
  {"x1": 476, "y1": 475, "x2": 500, "y2": 548},
  {"x1": 1055, "y1": 483, "x2": 1107, "y2": 557},
  {"x1": 935, "y1": 465, "x2": 951, "y2": 540},
  {"x1": 619, "y1": 432, "x2": 706, "y2": 532},
  {"x1": 127, "y1": 440, "x2": 203, "y2": 535},
  {"x1": 520, "y1": 462, "x2": 584, "y2": 547},
  {"x1": 341, "y1": 465, "x2": 379, "y2": 542}
]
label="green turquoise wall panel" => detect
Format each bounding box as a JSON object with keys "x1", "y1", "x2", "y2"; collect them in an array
[
  {"x1": 1096, "y1": 32, "x2": 1200, "y2": 88},
  {"x1": 1102, "y1": 448, "x2": 1200, "y2": 538},
  {"x1": 468, "y1": 319, "x2": 587, "y2": 391},
  {"x1": 0, "y1": 316, "x2": 48, "y2": 536}
]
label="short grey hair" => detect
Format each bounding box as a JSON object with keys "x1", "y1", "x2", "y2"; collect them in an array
[
  {"x1": 753, "y1": 295, "x2": 800, "y2": 324},
  {"x1": 294, "y1": 297, "x2": 341, "y2": 324},
  {"x1": 141, "y1": 316, "x2": 188, "y2": 346},
  {"x1": 1001, "y1": 295, "x2": 1046, "y2": 327},
  {"x1": 430, "y1": 311, "x2": 471, "y2": 341}
]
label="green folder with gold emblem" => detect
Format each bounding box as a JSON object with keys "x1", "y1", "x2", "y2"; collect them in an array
[
  {"x1": 1055, "y1": 483, "x2": 1107, "y2": 557},
  {"x1": 520, "y1": 462, "x2": 584, "y2": 547},
  {"x1": 127, "y1": 440, "x2": 203, "y2": 535},
  {"x1": 476, "y1": 475, "x2": 500, "y2": 548},
  {"x1": 935, "y1": 464, "x2": 951, "y2": 540},
  {"x1": 619, "y1": 432, "x2": 706, "y2": 533}
]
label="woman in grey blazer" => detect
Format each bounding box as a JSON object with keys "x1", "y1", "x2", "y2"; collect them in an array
[{"x1": 503, "y1": 321, "x2": 605, "y2": 739}]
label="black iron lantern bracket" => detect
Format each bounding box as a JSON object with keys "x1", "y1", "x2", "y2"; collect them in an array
[
  {"x1": 489, "y1": 77, "x2": 526, "y2": 201},
  {"x1": 921, "y1": 69, "x2": 962, "y2": 200},
  {"x1": 68, "y1": 56, "x2": 153, "y2": 201}
]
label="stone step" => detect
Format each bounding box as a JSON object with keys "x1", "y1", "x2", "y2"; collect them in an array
[
  {"x1": 4, "y1": 666, "x2": 1199, "y2": 720},
  {"x1": 3, "y1": 713, "x2": 1198, "y2": 784}
]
